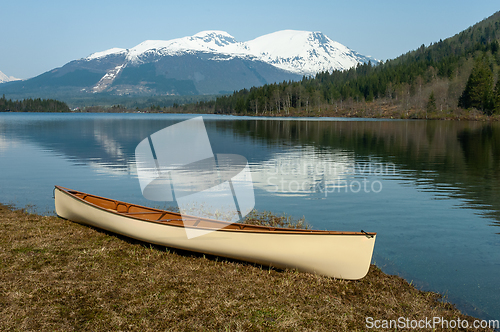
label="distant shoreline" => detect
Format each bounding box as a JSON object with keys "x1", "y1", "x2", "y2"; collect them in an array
[
  {"x1": 2, "y1": 96, "x2": 499, "y2": 121},
  {"x1": 71, "y1": 108, "x2": 500, "y2": 121},
  {"x1": 66, "y1": 101, "x2": 500, "y2": 121},
  {"x1": 5, "y1": 108, "x2": 496, "y2": 121}
]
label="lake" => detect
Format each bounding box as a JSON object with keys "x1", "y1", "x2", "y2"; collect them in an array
[{"x1": 1, "y1": 112, "x2": 499, "y2": 320}]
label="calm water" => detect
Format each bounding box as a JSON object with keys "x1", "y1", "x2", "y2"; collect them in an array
[{"x1": 1, "y1": 113, "x2": 499, "y2": 320}]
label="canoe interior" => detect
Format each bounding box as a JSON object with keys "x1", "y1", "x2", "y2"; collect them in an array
[{"x1": 55, "y1": 186, "x2": 376, "y2": 236}]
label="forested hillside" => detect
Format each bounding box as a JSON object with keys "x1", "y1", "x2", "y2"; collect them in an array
[
  {"x1": 0, "y1": 95, "x2": 70, "y2": 112},
  {"x1": 193, "y1": 11, "x2": 500, "y2": 119}
]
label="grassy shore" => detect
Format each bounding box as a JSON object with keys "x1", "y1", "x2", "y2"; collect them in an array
[
  {"x1": 0, "y1": 203, "x2": 493, "y2": 331},
  {"x1": 233, "y1": 104, "x2": 500, "y2": 121}
]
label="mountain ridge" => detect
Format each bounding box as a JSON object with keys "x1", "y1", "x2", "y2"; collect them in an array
[
  {"x1": 84, "y1": 30, "x2": 376, "y2": 76},
  {"x1": 0, "y1": 30, "x2": 376, "y2": 99}
]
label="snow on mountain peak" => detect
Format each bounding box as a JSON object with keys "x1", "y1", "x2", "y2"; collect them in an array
[
  {"x1": 0, "y1": 70, "x2": 21, "y2": 83},
  {"x1": 187, "y1": 30, "x2": 246, "y2": 53},
  {"x1": 84, "y1": 30, "x2": 375, "y2": 76},
  {"x1": 246, "y1": 30, "x2": 367, "y2": 75},
  {"x1": 246, "y1": 30, "x2": 316, "y2": 60},
  {"x1": 126, "y1": 30, "x2": 249, "y2": 63},
  {"x1": 192, "y1": 30, "x2": 237, "y2": 44},
  {"x1": 85, "y1": 48, "x2": 128, "y2": 61}
]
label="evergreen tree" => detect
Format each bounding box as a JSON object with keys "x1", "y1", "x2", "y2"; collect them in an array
[
  {"x1": 458, "y1": 56, "x2": 494, "y2": 114},
  {"x1": 426, "y1": 91, "x2": 437, "y2": 113},
  {"x1": 493, "y1": 78, "x2": 500, "y2": 114},
  {"x1": 0, "y1": 96, "x2": 70, "y2": 112}
]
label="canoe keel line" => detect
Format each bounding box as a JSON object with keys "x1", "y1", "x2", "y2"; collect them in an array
[{"x1": 54, "y1": 185, "x2": 376, "y2": 280}]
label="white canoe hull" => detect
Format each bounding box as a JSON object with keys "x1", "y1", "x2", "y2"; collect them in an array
[{"x1": 54, "y1": 186, "x2": 376, "y2": 279}]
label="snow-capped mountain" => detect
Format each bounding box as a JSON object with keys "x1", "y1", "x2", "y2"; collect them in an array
[
  {"x1": 124, "y1": 31, "x2": 251, "y2": 63},
  {"x1": 0, "y1": 70, "x2": 21, "y2": 84},
  {"x1": 246, "y1": 30, "x2": 375, "y2": 75},
  {"x1": 0, "y1": 30, "x2": 376, "y2": 97},
  {"x1": 86, "y1": 30, "x2": 374, "y2": 76}
]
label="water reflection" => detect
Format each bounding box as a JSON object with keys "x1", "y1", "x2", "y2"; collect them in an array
[
  {"x1": 215, "y1": 119, "x2": 500, "y2": 227},
  {"x1": 1, "y1": 113, "x2": 499, "y2": 319},
  {"x1": 1, "y1": 114, "x2": 500, "y2": 226}
]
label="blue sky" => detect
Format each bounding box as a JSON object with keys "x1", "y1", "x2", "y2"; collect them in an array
[{"x1": 2, "y1": 0, "x2": 499, "y2": 79}]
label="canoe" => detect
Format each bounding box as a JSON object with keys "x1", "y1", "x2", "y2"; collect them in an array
[{"x1": 54, "y1": 185, "x2": 376, "y2": 279}]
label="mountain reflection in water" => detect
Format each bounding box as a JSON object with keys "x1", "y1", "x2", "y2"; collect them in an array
[{"x1": 0, "y1": 113, "x2": 499, "y2": 320}]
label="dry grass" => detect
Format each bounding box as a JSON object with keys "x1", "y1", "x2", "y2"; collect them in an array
[
  {"x1": 0, "y1": 204, "x2": 493, "y2": 331},
  {"x1": 241, "y1": 210, "x2": 311, "y2": 229}
]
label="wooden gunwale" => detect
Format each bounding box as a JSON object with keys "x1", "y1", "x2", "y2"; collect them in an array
[{"x1": 55, "y1": 186, "x2": 376, "y2": 236}]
